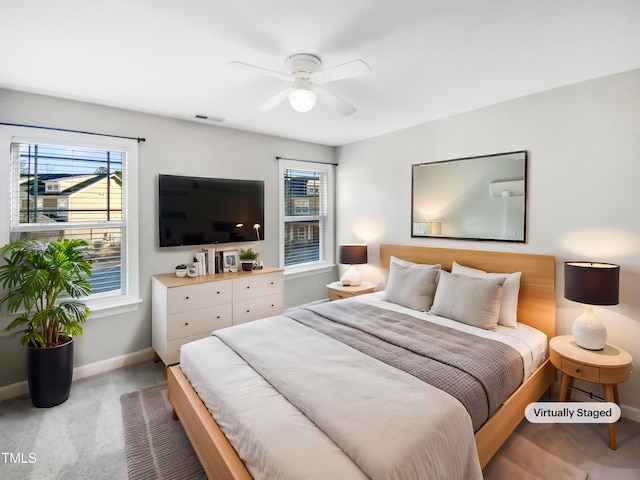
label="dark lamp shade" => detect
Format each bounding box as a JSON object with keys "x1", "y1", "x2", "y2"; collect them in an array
[
  {"x1": 339, "y1": 244, "x2": 368, "y2": 265},
  {"x1": 564, "y1": 262, "x2": 619, "y2": 306}
]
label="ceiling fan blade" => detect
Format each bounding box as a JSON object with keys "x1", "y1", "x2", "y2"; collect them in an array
[
  {"x1": 228, "y1": 61, "x2": 291, "y2": 81},
  {"x1": 314, "y1": 88, "x2": 357, "y2": 116},
  {"x1": 258, "y1": 87, "x2": 293, "y2": 112},
  {"x1": 313, "y1": 59, "x2": 371, "y2": 84}
]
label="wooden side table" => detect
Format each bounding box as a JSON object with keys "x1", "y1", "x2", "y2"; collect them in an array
[
  {"x1": 549, "y1": 335, "x2": 632, "y2": 450},
  {"x1": 327, "y1": 281, "x2": 375, "y2": 301}
]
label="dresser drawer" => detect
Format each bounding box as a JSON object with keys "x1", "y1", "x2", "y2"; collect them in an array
[
  {"x1": 561, "y1": 358, "x2": 600, "y2": 382},
  {"x1": 233, "y1": 294, "x2": 283, "y2": 325},
  {"x1": 167, "y1": 280, "x2": 232, "y2": 314},
  {"x1": 233, "y1": 272, "x2": 283, "y2": 302},
  {"x1": 167, "y1": 304, "x2": 232, "y2": 340}
]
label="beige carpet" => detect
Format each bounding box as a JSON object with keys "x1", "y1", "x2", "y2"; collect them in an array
[
  {"x1": 120, "y1": 382, "x2": 206, "y2": 480},
  {"x1": 497, "y1": 417, "x2": 640, "y2": 480},
  {"x1": 483, "y1": 433, "x2": 587, "y2": 480}
]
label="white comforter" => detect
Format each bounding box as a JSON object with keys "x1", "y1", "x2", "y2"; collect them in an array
[{"x1": 181, "y1": 314, "x2": 483, "y2": 480}]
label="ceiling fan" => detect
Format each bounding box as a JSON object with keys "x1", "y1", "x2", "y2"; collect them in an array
[{"x1": 228, "y1": 53, "x2": 371, "y2": 116}]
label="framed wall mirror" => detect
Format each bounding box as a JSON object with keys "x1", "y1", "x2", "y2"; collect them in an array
[{"x1": 411, "y1": 150, "x2": 527, "y2": 242}]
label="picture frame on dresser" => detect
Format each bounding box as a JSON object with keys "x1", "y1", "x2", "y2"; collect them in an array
[{"x1": 222, "y1": 250, "x2": 239, "y2": 272}]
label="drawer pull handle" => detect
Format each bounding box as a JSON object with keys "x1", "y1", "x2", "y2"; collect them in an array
[
  {"x1": 246, "y1": 309, "x2": 250, "y2": 313},
  {"x1": 184, "y1": 322, "x2": 189, "y2": 326},
  {"x1": 270, "y1": 281, "x2": 274, "y2": 285},
  {"x1": 216, "y1": 291, "x2": 220, "y2": 295},
  {"x1": 246, "y1": 286, "x2": 250, "y2": 290},
  {"x1": 185, "y1": 296, "x2": 189, "y2": 300}
]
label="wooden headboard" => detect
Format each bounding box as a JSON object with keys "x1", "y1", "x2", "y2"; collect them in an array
[{"x1": 379, "y1": 244, "x2": 556, "y2": 340}]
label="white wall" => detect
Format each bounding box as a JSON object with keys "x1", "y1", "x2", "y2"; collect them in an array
[
  {"x1": 336, "y1": 69, "x2": 640, "y2": 412},
  {"x1": 0, "y1": 89, "x2": 336, "y2": 388}
]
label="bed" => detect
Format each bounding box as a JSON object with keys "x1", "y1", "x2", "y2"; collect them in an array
[{"x1": 167, "y1": 244, "x2": 556, "y2": 479}]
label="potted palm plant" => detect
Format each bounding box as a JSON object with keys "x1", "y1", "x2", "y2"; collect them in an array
[{"x1": 0, "y1": 238, "x2": 92, "y2": 407}]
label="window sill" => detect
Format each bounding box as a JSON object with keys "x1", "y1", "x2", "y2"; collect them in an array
[
  {"x1": 86, "y1": 296, "x2": 142, "y2": 319},
  {"x1": 284, "y1": 262, "x2": 336, "y2": 280},
  {"x1": 0, "y1": 296, "x2": 142, "y2": 336}
]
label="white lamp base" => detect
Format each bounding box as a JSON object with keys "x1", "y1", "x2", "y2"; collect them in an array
[
  {"x1": 572, "y1": 304, "x2": 607, "y2": 350},
  {"x1": 340, "y1": 265, "x2": 363, "y2": 286}
]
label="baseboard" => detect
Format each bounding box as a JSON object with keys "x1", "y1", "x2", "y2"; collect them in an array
[
  {"x1": 621, "y1": 404, "x2": 640, "y2": 423},
  {"x1": 0, "y1": 347, "x2": 155, "y2": 402}
]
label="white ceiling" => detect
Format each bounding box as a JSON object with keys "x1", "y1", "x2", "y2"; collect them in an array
[{"x1": 2, "y1": 0, "x2": 640, "y2": 146}]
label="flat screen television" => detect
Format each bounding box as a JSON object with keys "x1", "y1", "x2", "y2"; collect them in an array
[{"x1": 158, "y1": 174, "x2": 264, "y2": 247}]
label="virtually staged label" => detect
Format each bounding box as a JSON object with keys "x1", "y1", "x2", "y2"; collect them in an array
[{"x1": 525, "y1": 402, "x2": 621, "y2": 423}]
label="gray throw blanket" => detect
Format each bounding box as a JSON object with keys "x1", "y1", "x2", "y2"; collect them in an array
[{"x1": 284, "y1": 301, "x2": 523, "y2": 431}]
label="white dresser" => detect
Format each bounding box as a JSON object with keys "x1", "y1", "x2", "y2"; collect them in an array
[{"x1": 152, "y1": 267, "x2": 283, "y2": 365}]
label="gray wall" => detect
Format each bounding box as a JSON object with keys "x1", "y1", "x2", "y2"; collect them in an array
[
  {"x1": 336, "y1": 69, "x2": 640, "y2": 413},
  {"x1": 0, "y1": 89, "x2": 336, "y2": 388}
]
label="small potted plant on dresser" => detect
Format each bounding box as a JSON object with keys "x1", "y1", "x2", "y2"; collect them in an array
[
  {"x1": 239, "y1": 248, "x2": 258, "y2": 271},
  {"x1": 175, "y1": 264, "x2": 187, "y2": 277},
  {"x1": 0, "y1": 239, "x2": 92, "y2": 408}
]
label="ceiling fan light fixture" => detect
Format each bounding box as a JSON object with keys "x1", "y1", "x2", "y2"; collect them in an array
[{"x1": 288, "y1": 88, "x2": 316, "y2": 112}]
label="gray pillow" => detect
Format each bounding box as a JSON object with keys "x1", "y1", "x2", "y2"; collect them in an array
[
  {"x1": 383, "y1": 256, "x2": 440, "y2": 311},
  {"x1": 451, "y1": 261, "x2": 521, "y2": 328},
  {"x1": 430, "y1": 271, "x2": 505, "y2": 330}
]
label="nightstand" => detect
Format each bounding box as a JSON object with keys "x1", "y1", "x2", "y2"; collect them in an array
[
  {"x1": 549, "y1": 335, "x2": 633, "y2": 450},
  {"x1": 327, "y1": 281, "x2": 375, "y2": 301}
]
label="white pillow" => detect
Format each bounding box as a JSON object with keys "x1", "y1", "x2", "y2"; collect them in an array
[
  {"x1": 383, "y1": 256, "x2": 440, "y2": 311},
  {"x1": 430, "y1": 271, "x2": 505, "y2": 330},
  {"x1": 451, "y1": 261, "x2": 521, "y2": 328}
]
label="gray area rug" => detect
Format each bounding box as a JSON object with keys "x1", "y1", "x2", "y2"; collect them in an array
[
  {"x1": 121, "y1": 383, "x2": 604, "y2": 480},
  {"x1": 120, "y1": 382, "x2": 206, "y2": 480}
]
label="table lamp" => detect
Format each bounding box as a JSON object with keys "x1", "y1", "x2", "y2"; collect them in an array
[
  {"x1": 564, "y1": 261, "x2": 620, "y2": 350},
  {"x1": 339, "y1": 244, "x2": 368, "y2": 286}
]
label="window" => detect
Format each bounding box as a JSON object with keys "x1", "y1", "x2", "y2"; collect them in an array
[
  {"x1": 279, "y1": 159, "x2": 334, "y2": 275},
  {"x1": 1, "y1": 127, "x2": 140, "y2": 316}
]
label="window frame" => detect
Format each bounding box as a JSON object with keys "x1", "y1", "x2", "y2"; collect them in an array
[
  {"x1": 278, "y1": 158, "x2": 335, "y2": 278},
  {"x1": 0, "y1": 126, "x2": 141, "y2": 319}
]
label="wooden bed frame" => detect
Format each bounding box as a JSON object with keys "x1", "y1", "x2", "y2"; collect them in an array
[{"x1": 167, "y1": 244, "x2": 557, "y2": 479}]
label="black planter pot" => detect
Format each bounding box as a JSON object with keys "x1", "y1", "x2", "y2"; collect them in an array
[
  {"x1": 27, "y1": 337, "x2": 74, "y2": 408},
  {"x1": 241, "y1": 261, "x2": 254, "y2": 271}
]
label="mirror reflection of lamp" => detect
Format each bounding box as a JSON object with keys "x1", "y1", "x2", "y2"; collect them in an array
[
  {"x1": 339, "y1": 244, "x2": 368, "y2": 286},
  {"x1": 254, "y1": 224, "x2": 261, "y2": 241},
  {"x1": 564, "y1": 261, "x2": 620, "y2": 350},
  {"x1": 413, "y1": 221, "x2": 441, "y2": 235}
]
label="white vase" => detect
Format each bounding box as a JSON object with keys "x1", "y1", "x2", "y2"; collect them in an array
[{"x1": 571, "y1": 304, "x2": 607, "y2": 350}]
